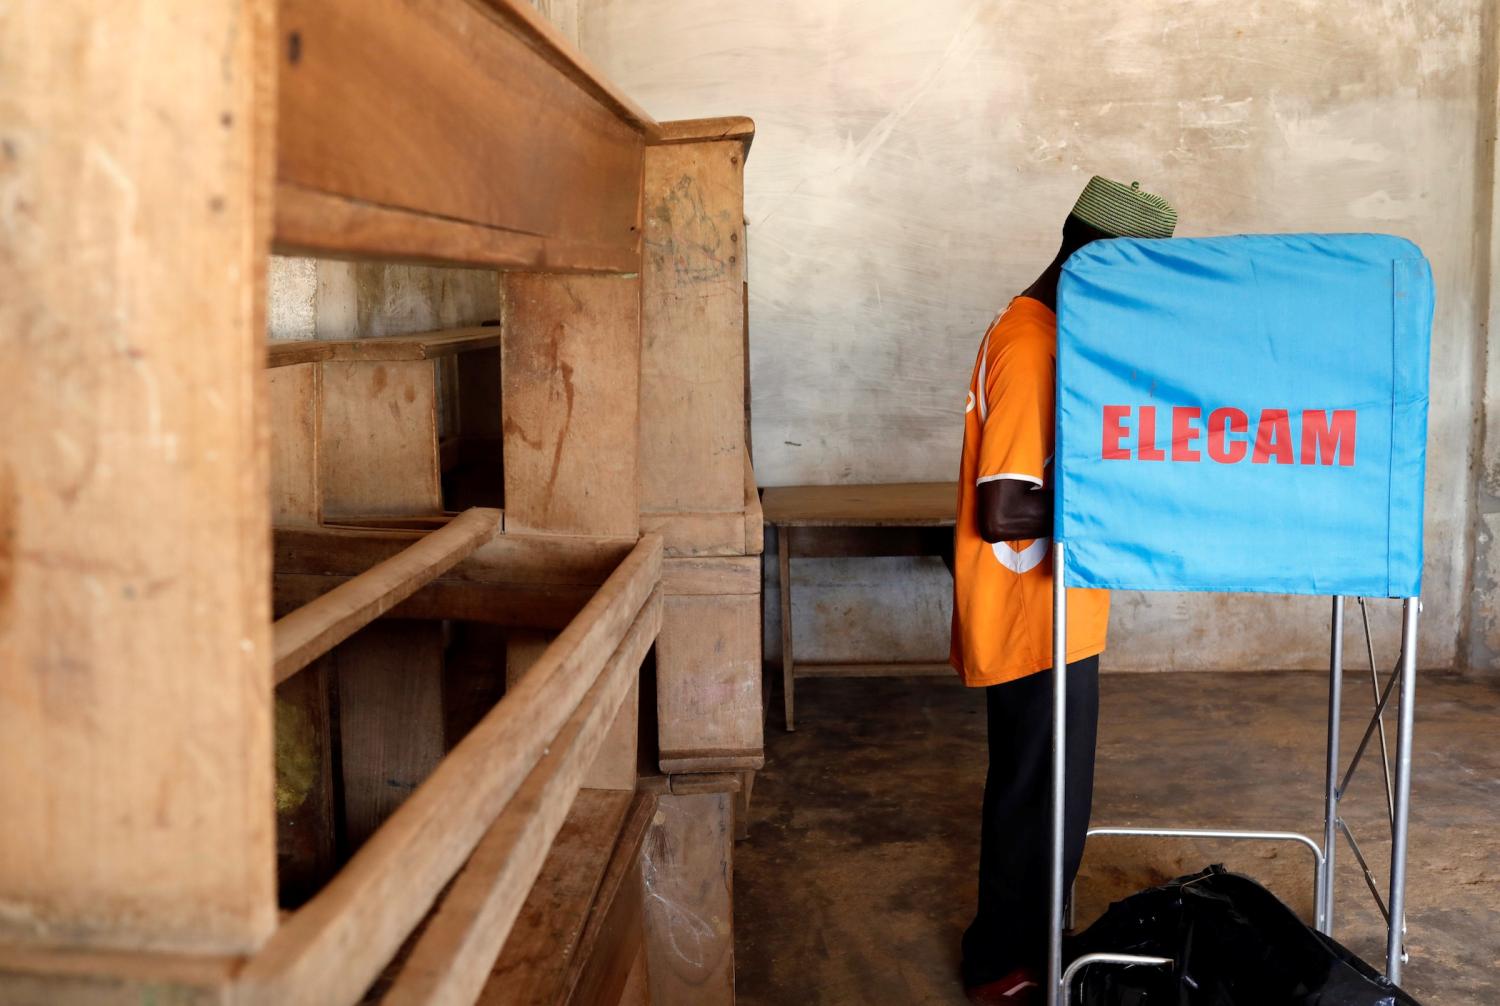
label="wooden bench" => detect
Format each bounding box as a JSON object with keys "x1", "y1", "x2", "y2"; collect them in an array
[{"x1": 4, "y1": 3, "x2": 755, "y2": 1004}]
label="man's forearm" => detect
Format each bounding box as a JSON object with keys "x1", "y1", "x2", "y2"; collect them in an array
[{"x1": 978, "y1": 480, "x2": 1053, "y2": 542}]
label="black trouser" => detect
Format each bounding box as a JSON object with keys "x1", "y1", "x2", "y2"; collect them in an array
[{"x1": 961, "y1": 656, "x2": 1099, "y2": 987}]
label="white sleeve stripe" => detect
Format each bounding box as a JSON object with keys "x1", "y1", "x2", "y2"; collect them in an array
[
  {"x1": 975, "y1": 331, "x2": 990, "y2": 423},
  {"x1": 976, "y1": 472, "x2": 1043, "y2": 487}
]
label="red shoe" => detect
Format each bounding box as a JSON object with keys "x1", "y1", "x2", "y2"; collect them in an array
[{"x1": 965, "y1": 967, "x2": 1043, "y2": 1005}]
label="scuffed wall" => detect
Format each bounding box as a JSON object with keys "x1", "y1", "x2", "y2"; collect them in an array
[
  {"x1": 581, "y1": 0, "x2": 1488, "y2": 671},
  {"x1": 268, "y1": 259, "x2": 500, "y2": 343},
  {"x1": 530, "y1": 0, "x2": 580, "y2": 43},
  {"x1": 1463, "y1": 1, "x2": 1500, "y2": 672}
]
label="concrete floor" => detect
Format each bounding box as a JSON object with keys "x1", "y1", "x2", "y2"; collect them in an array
[{"x1": 734, "y1": 671, "x2": 1500, "y2": 1005}]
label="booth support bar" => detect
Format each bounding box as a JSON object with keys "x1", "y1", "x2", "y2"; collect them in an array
[
  {"x1": 1321, "y1": 595, "x2": 1345, "y2": 935},
  {"x1": 1386, "y1": 596, "x2": 1419, "y2": 981},
  {"x1": 1048, "y1": 541, "x2": 1068, "y2": 1006}
]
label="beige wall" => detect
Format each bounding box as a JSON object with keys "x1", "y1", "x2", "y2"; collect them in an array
[{"x1": 579, "y1": 0, "x2": 1490, "y2": 671}]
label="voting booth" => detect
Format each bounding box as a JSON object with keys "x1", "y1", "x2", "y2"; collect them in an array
[{"x1": 1050, "y1": 233, "x2": 1433, "y2": 1004}]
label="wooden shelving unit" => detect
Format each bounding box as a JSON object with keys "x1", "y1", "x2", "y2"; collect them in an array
[{"x1": 2, "y1": 2, "x2": 760, "y2": 1003}]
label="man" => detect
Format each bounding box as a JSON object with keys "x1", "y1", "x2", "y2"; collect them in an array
[{"x1": 952, "y1": 176, "x2": 1177, "y2": 1004}]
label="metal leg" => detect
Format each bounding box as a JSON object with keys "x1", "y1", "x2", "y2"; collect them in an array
[
  {"x1": 1321, "y1": 596, "x2": 1344, "y2": 935},
  {"x1": 778, "y1": 525, "x2": 795, "y2": 731},
  {"x1": 1048, "y1": 542, "x2": 1068, "y2": 1006},
  {"x1": 1386, "y1": 597, "x2": 1419, "y2": 980}
]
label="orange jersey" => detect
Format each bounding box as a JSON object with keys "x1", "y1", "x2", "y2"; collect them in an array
[{"x1": 950, "y1": 296, "x2": 1109, "y2": 686}]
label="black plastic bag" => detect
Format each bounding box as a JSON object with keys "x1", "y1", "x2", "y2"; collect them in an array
[{"x1": 1067, "y1": 865, "x2": 1422, "y2": 1005}]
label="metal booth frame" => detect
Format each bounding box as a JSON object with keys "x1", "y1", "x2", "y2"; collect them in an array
[{"x1": 1048, "y1": 573, "x2": 1421, "y2": 1006}]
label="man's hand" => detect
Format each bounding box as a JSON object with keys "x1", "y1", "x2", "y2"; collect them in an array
[{"x1": 978, "y1": 478, "x2": 1052, "y2": 543}]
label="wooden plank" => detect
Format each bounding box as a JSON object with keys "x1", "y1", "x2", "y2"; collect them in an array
[
  {"x1": 641, "y1": 792, "x2": 735, "y2": 1006},
  {"x1": 559, "y1": 794, "x2": 655, "y2": 1006},
  {"x1": 274, "y1": 184, "x2": 639, "y2": 275},
  {"x1": 638, "y1": 773, "x2": 740, "y2": 798},
  {"x1": 470, "y1": 0, "x2": 661, "y2": 140},
  {"x1": 0, "y1": 0, "x2": 276, "y2": 952},
  {"x1": 760, "y1": 482, "x2": 958, "y2": 527},
  {"x1": 0, "y1": 972, "x2": 227, "y2": 1006},
  {"x1": 275, "y1": 0, "x2": 644, "y2": 270},
  {"x1": 272, "y1": 327, "x2": 500, "y2": 365},
  {"x1": 639, "y1": 512, "x2": 746, "y2": 559},
  {"x1": 379, "y1": 597, "x2": 660, "y2": 1006},
  {"x1": 267, "y1": 340, "x2": 335, "y2": 368},
  {"x1": 502, "y1": 630, "x2": 639, "y2": 798},
  {"x1": 501, "y1": 274, "x2": 641, "y2": 537},
  {"x1": 662, "y1": 557, "x2": 759, "y2": 597},
  {"x1": 511, "y1": 623, "x2": 636, "y2": 792},
  {"x1": 319, "y1": 358, "x2": 441, "y2": 519},
  {"x1": 656, "y1": 592, "x2": 764, "y2": 773},
  {"x1": 476, "y1": 789, "x2": 634, "y2": 1004},
  {"x1": 0, "y1": 946, "x2": 238, "y2": 1005},
  {"x1": 794, "y1": 662, "x2": 956, "y2": 679},
  {"x1": 334, "y1": 622, "x2": 447, "y2": 851},
  {"x1": 0, "y1": 947, "x2": 240, "y2": 988},
  {"x1": 585, "y1": 675, "x2": 640, "y2": 792},
  {"x1": 269, "y1": 363, "x2": 321, "y2": 526},
  {"x1": 273, "y1": 508, "x2": 499, "y2": 683},
  {"x1": 654, "y1": 751, "x2": 763, "y2": 775},
  {"x1": 652, "y1": 116, "x2": 755, "y2": 152},
  {"x1": 322, "y1": 515, "x2": 456, "y2": 532},
  {"x1": 238, "y1": 536, "x2": 663, "y2": 1006},
  {"x1": 640, "y1": 141, "x2": 747, "y2": 517},
  {"x1": 744, "y1": 455, "x2": 764, "y2": 556}
]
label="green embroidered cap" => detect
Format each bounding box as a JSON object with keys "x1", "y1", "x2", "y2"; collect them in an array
[{"x1": 1069, "y1": 176, "x2": 1177, "y2": 239}]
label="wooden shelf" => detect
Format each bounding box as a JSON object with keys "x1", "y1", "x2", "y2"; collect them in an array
[
  {"x1": 240, "y1": 534, "x2": 662, "y2": 1006},
  {"x1": 380, "y1": 616, "x2": 657, "y2": 1005},
  {"x1": 273, "y1": 0, "x2": 650, "y2": 273},
  {"x1": 479, "y1": 790, "x2": 654, "y2": 1004},
  {"x1": 266, "y1": 327, "x2": 501, "y2": 369},
  {"x1": 265, "y1": 340, "x2": 334, "y2": 367}
]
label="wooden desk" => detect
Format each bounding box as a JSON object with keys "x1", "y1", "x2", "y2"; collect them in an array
[{"x1": 761, "y1": 482, "x2": 957, "y2": 730}]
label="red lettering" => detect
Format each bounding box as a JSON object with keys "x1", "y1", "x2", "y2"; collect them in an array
[
  {"x1": 1104, "y1": 405, "x2": 1357, "y2": 466},
  {"x1": 1301, "y1": 409, "x2": 1357, "y2": 466},
  {"x1": 1102, "y1": 405, "x2": 1131, "y2": 460},
  {"x1": 1207, "y1": 408, "x2": 1248, "y2": 463},
  {"x1": 1137, "y1": 406, "x2": 1166, "y2": 461},
  {"x1": 1171, "y1": 407, "x2": 1202, "y2": 462},
  {"x1": 1252, "y1": 409, "x2": 1294, "y2": 464}
]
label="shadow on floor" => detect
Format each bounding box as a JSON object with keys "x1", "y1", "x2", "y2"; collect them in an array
[{"x1": 734, "y1": 671, "x2": 1500, "y2": 1005}]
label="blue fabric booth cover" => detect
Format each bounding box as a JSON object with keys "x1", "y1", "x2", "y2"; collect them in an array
[{"x1": 1055, "y1": 233, "x2": 1432, "y2": 598}]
